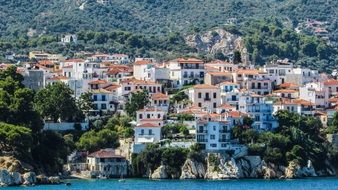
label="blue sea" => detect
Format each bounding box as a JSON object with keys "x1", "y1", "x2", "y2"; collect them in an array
[{"x1": 2, "y1": 178, "x2": 338, "y2": 190}]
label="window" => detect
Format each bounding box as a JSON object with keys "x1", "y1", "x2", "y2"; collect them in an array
[
  {"x1": 147, "y1": 114, "x2": 150, "y2": 118},
  {"x1": 102, "y1": 95, "x2": 106, "y2": 101},
  {"x1": 141, "y1": 129, "x2": 144, "y2": 135},
  {"x1": 93, "y1": 95, "x2": 97, "y2": 101},
  {"x1": 213, "y1": 93, "x2": 217, "y2": 98},
  {"x1": 213, "y1": 126, "x2": 216, "y2": 131},
  {"x1": 198, "y1": 103, "x2": 202, "y2": 107},
  {"x1": 210, "y1": 135, "x2": 215, "y2": 140},
  {"x1": 149, "y1": 129, "x2": 153, "y2": 135},
  {"x1": 213, "y1": 102, "x2": 217, "y2": 108},
  {"x1": 255, "y1": 115, "x2": 260, "y2": 121},
  {"x1": 198, "y1": 93, "x2": 202, "y2": 98},
  {"x1": 139, "y1": 114, "x2": 143, "y2": 119},
  {"x1": 158, "y1": 114, "x2": 161, "y2": 118},
  {"x1": 101, "y1": 104, "x2": 106, "y2": 110},
  {"x1": 210, "y1": 144, "x2": 217, "y2": 147}
]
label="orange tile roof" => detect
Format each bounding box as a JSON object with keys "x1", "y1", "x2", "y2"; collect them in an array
[
  {"x1": 151, "y1": 93, "x2": 169, "y2": 100},
  {"x1": 104, "y1": 84, "x2": 120, "y2": 91},
  {"x1": 278, "y1": 82, "x2": 298, "y2": 89},
  {"x1": 193, "y1": 84, "x2": 218, "y2": 89},
  {"x1": 175, "y1": 58, "x2": 204, "y2": 64},
  {"x1": 121, "y1": 78, "x2": 159, "y2": 85},
  {"x1": 283, "y1": 99, "x2": 314, "y2": 106},
  {"x1": 236, "y1": 69, "x2": 260, "y2": 75},
  {"x1": 273, "y1": 89, "x2": 298, "y2": 93},
  {"x1": 207, "y1": 71, "x2": 231, "y2": 76},
  {"x1": 134, "y1": 60, "x2": 152, "y2": 65},
  {"x1": 218, "y1": 81, "x2": 238, "y2": 85},
  {"x1": 88, "y1": 79, "x2": 107, "y2": 85},
  {"x1": 218, "y1": 104, "x2": 235, "y2": 109},
  {"x1": 136, "y1": 123, "x2": 161, "y2": 128},
  {"x1": 48, "y1": 76, "x2": 68, "y2": 80},
  {"x1": 63, "y1": 59, "x2": 85, "y2": 63},
  {"x1": 324, "y1": 80, "x2": 338, "y2": 86},
  {"x1": 38, "y1": 60, "x2": 54, "y2": 66},
  {"x1": 227, "y1": 111, "x2": 243, "y2": 118}
]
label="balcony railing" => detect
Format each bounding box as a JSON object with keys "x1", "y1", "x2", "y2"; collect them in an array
[
  {"x1": 218, "y1": 139, "x2": 228, "y2": 142},
  {"x1": 197, "y1": 130, "x2": 208, "y2": 134},
  {"x1": 197, "y1": 139, "x2": 208, "y2": 142},
  {"x1": 204, "y1": 97, "x2": 211, "y2": 101},
  {"x1": 219, "y1": 130, "x2": 230, "y2": 133}
]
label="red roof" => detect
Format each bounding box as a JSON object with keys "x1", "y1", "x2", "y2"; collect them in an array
[
  {"x1": 88, "y1": 79, "x2": 107, "y2": 85},
  {"x1": 175, "y1": 58, "x2": 204, "y2": 64},
  {"x1": 87, "y1": 149, "x2": 124, "y2": 158},
  {"x1": 324, "y1": 80, "x2": 338, "y2": 86},
  {"x1": 193, "y1": 84, "x2": 218, "y2": 89},
  {"x1": 136, "y1": 123, "x2": 161, "y2": 128},
  {"x1": 151, "y1": 93, "x2": 169, "y2": 100},
  {"x1": 63, "y1": 59, "x2": 85, "y2": 63},
  {"x1": 134, "y1": 60, "x2": 152, "y2": 65}
]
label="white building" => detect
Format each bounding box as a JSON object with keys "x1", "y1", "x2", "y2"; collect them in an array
[
  {"x1": 61, "y1": 34, "x2": 77, "y2": 44},
  {"x1": 238, "y1": 94, "x2": 278, "y2": 131},
  {"x1": 299, "y1": 82, "x2": 329, "y2": 108},
  {"x1": 168, "y1": 58, "x2": 205, "y2": 87},
  {"x1": 188, "y1": 84, "x2": 221, "y2": 113}
]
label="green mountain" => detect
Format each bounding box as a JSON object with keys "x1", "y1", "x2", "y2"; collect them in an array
[{"x1": 0, "y1": 0, "x2": 337, "y2": 37}]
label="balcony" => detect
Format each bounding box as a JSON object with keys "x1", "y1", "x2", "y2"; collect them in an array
[
  {"x1": 139, "y1": 134, "x2": 155, "y2": 138},
  {"x1": 204, "y1": 97, "x2": 211, "y2": 101},
  {"x1": 197, "y1": 139, "x2": 208, "y2": 143},
  {"x1": 197, "y1": 130, "x2": 208, "y2": 134},
  {"x1": 219, "y1": 130, "x2": 230, "y2": 133},
  {"x1": 219, "y1": 139, "x2": 228, "y2": 142}
]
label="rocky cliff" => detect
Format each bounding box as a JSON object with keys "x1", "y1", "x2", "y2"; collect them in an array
[
  {"x1": 0, "y1": 156, "x2": 61, "y2": 187},
  {"x1": 149, "y1": 153, "x2": 336, "y2": 180},
  {"x1": 185, "y1": 29, "x2": 249, "y2": 63}
]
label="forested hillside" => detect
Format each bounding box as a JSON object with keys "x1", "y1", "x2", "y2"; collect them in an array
[{"x1": 0, "y1": 0, "x2": 337, "y2": 37}]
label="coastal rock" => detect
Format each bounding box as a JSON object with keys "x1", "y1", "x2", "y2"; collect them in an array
[
  {"x1": 0, "y1": 156, "x2": 33, "y2": 173},
  {"x1": 0, "y1": 169, "x2": 12, "y2": 186},
  {"x1": 237, "y1": 156, "x2": 263, "y2": 178},
  {"x1": 48, "y1": 176, "x2": 61, "y2": 184},
  {"x1": 285, "y1": 160, "x2": 317, "y2": 178},
  {"x1": 23, "y1": 172, "x2": 36, "y2": 185},
  {"x1": 205, "y1": 154, "x2": 239, "y2": 179},
  {"x1": 10, "y1": 172, "x2": 22, "y2": 185},
  {"x1": 151, "y1": 165, "x2": 168, "y2": 179},
  {"x1": 180, "y1": 159, "x2": 205, "y2": 179},
  {"x1": 36, "y1": 175, "x2": 49, "y2": 184},
  {"x1": 262, "y1": 162, "x2": 285, "y2": 179}
]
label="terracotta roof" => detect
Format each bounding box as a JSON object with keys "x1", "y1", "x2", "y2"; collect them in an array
[
  {"x1": 121, "y1": 78, "x2": 159, "y2": 85},
  {"x1": 207, "y1": 71, "x2": 231, "y2": 76},
  {"x1": 278, "y1": 83, "x2": 298, "y2": 89},
  {"x1": 329, "y1": 97, "x2": 338, "y2": 103},
  {"x1": 88, "y1": 149, "x2": 124, "y2": 158},
  {"x1": 236, "y1": 69, "x2": 260, "y2": 75},
  {"x1": 227, "y1": 111, "x2": 243, "y2": 118},
  {"x1": 63, "y1": 59, "x2": 85, "y2": 63},
  {"x1": 273, "y1": 89, "x2": 298, "y2": 93},
  {"x1": 193, "y1": 84, "x2": 218, "y2": 89},
  {"x1": 38, "y1": 60, "x2": 54, "y2": 66},
  {"x1": 175, "y1": 58, "x2": 204, "y2": 64},
  {"x1": 324, "y1": 80, "x2": 338, "y2": 86},
  {"x1": 104, "y1": 84, "x2": 120, "y2": 91},
  {"x1": 205, "y1": 60, "x2": 232, "y2": 65},
  {"x1": 137, "y1": 107, "x2": 164, "y2": 112},
  {"x1": 48, "y1": 76, "x2": 68, "y2": 80},
  {"x1": 151, "y1": 93, "x2": 169, "y2": 100},
  {"x1": 136, "y1": 123, "x2": 161, "y2": 128},
  {"x1": 134, "y1": 60, "x2": 152, "y2": 65},
  {"x1": 218, "y1": 104, "x2": 235, "y2": 110},
  {"x1": 283, "y1": 99, "x2": 314, "y2": 106},
  {"x1": 88, "y1": 79, "x2": 107, "y2": 85}
]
